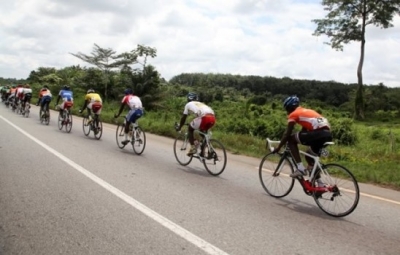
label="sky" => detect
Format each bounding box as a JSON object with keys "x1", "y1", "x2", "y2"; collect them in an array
[{"x1": 0, "y1": 0, "x2": 399, "y2": 87}]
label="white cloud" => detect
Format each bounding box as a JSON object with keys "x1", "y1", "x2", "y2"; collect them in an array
[{"x1": 0, "y1": 0, "x2": 399, "y2": 87}]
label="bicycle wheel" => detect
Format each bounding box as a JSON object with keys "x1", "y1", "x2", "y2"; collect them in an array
[
  {"x1": 173, "y1": 133, "x2": 192, "y2": 166},
  {"x1": 44, "y1": 110, "x2": 50, "y2": 125},
  {"x1": 132, "y1": 127, "x2": 146, "y2": 155},
  {"x1": 259, "y1": 153, "x2": 295, "y2": 198},
  {"x1": 202, "y1": 139, "x2": 227, "y2": 176},
  {"x1": 82, "y1": 116, "x2": 91, "y2": 136},
  {"x1": 57, "y1": 113, "x2": 64, "y2": 130},
  {"x1": 65, "y1": 112, "x2": 73, "y2": 133},
  {"x1": 24, "y1": 104, "x2": 30, "y2": 118},
  {"x1": 311, "y1": 163, "x2": 359, "y2": 217},
  {"x1": 94, "y1": 118, "x2": 102, "y2": 140},
  {"x1": 116, "y1": 124, "x2": 126, "y2": 149}
]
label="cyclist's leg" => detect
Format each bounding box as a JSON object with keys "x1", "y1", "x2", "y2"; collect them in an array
[{"x1": 198, "y1": 114, "x2": 216, "y2": 154}]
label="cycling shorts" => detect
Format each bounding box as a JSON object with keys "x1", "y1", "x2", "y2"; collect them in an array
[{"x1": 296, "y1": 128, "x2": 332, "y2": 155}]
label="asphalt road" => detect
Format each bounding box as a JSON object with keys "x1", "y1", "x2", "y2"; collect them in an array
[{"x1": 1, "y1": 105, "x2": 399, "y2": 255}]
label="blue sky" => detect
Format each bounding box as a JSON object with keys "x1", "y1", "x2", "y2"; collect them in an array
[{"x1": 0, "y1": 0, "x2": 399, "y2": 87}]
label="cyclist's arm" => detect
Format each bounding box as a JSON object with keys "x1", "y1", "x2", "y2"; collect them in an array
[
  {"x1": 81, "y1": 99, "x2": 88, "y2": 112},
  {"x1": 115, "y1": 102, "x2": 125, "y2": 117},
  {"x1": 55, "y1": 94, "x2": 61, "y2": 105},
  {"x1": 178, "y1": 114, "x2": 188, "y2": 130},
  {"x1": 274, "y1": 122, "x2": 296, "y2": 152}
]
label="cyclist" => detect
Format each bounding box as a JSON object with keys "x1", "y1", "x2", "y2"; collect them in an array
[
  {"x1": 9, "y1": 85, "x2": 17, "y2": 109},
  {"x1": 21, "y1": 84, "x2": 33, "y2": 111},
  {"x1": 15, "y1": 84, "x2": 24, "y2": 108},
  {"x1": 114, "y1": 88, "x2": 143, "y2": 146},
  {"x1": 272, "y1": 95, "x2": 333, "y2": 179},
  {"x1": 36, "y1": 85, "x2": 53, "y2": 118},
  {"x1": 175, "y1": 92, "x2": 216, "y2": 156},
  {"x1": 55, "y1": 85, "x2": 74, "y2": 116},
  {"x1": 79, "y1": 88, "x2": 103, "y2": 126}
]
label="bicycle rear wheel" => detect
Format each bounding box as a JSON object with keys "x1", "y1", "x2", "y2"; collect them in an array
[
  {"x1": 65, "y1": 111, "x2": 73, "y2": 133},
  {"x1": 94, "y1": 118, "x2": 102, "y2": 140},
  {"x1": 259, "y1": 153, "x2": 295, "y2": 198},
  {"x1": 44, "y1": 110, "x2": 50, "y2": 125},
  {"x1": 202, "y1": 139, "x2": 227, "y2": 176},
  {"x1": 312, "y1": 163, "x2": 359, "y2": 217},
  {"x1": 132, "y1": 127, "x2": 146, "y2": 155},
  {"x1": 57, "y1": 113, "x2": 64, "y2": 130},
  {"x1": 116, "y1": 124, "x2": 126, "y2": 148},
  {"x1": 173, "y1": 133, "x2": 192, "y2": 166},
  {"x1": 82, "y1": 117, "x2": 91, "y2": 136},
  {"x1": 24, "y1": 104, "x2": 30, "y2": 118}
]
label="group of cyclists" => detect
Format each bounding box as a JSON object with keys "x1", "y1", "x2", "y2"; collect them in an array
[
  {"x1": 0, "y1": 84, "x2": 33, "y2": 113},
  {"x1": 1, "y1": 83, "x2": 333, "y2": 181}
]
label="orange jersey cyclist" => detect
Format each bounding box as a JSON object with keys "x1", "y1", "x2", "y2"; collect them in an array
[
  {"x1": 273, "y1": 95, "x2": 333, "y2": 180},
  {"x1": 36, "y1": 85, "x2": 53, "y2": 117},
  {"x1": 175, "y1": 92, "x2": 216, "y2": 156},
  {"x1": 114, "y1": 88, "x2": 144, "y2": 146}
]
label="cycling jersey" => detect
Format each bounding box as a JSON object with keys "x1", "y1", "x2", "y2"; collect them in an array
[
  {"x1": 122, "y1": 95, "x2": 142, "y2": 110},
  {"x1": 85, "y1": 93, "x2": 102, "y2": 103},
  {"x1": 59, "y1": 89, "x2": 73, "y2": 102},
  {"x1": 183, "y1": 101, "x2": 214, "y2": 117},
  {"x1": 288, "y1": 107, "x2": 330, "y2": 131}
]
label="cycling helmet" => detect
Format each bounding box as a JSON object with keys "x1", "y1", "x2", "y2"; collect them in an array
[
  {"x1": 63, "y1": 85, "x2": 70, "y2": 90},
  {"x1": 187, "y1": 92, "x2": 198, "y2": 102},
  {"x1": 124, "y1": 88, "x2": 133, "y2": 95},
  {"x1": 283, "y1": 95, "x2": 300, "y2": 110},
  {"x1": 24, "y1": 84, "x2": 30, "y2": 88},
  {"x1": 87, "y1": 89, "x2": 95, "y2": 94}
]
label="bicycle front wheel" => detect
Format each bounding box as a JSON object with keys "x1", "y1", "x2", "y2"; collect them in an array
[
  {"x1": 202, "y1": 139, "x2": 227, "y2": 176},
  {"x1": 82, "y1": 117, "x2": 91, "y2": 136},
  {"x1": 173, "y1": 133, "x2": 192, "y2": 166},
  {"x1": 259, "y1": 153, "x2": 295, "y2": 198},
  {"x1": 132, "y1": 127, "x2": 146, "y2": 155},
  {"x1": 94, "y1": 119, "x2": 102, "y2": 140},
  {"x1": 116, "y1": 124, "x2": 126, "y2": 148},
  {"x1": 65, "y1": 112, "x2": 73, "y2": 133},
  {"x1": 312, "y1": 163, "x2": 360, "y2": 217}
]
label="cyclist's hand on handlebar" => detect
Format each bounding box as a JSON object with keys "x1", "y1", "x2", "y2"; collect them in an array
[
  {"x1": 175, "y1": 125, "x2": 181, "y2": 132},
  {"x1": 78, "y1": 109, "x2": 82, "y2": 114},
  {"x1": 114, "y1": 113, "x2": 119, "y2": 118},
  {"x1": 272, "y1": 147, "x2": 280, "y2": 154}
]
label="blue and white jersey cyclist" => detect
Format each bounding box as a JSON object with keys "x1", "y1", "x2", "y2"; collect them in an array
[{"x1": 55, "y1": 85, "x2": 74, "y2": 115}]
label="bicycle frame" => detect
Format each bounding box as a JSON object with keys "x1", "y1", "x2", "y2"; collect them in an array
[{"x1": 266, "y1": 138, "x2": 336, "y2": 194}]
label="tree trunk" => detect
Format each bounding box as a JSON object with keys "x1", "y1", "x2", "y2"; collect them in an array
[{"x1": 355, "y1": 11, "x2": 367, "y2": 120}]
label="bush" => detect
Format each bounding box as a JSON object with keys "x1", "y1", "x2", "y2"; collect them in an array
[{"x1": 330, "y1": 118, "x2": 357, "y2": 145}]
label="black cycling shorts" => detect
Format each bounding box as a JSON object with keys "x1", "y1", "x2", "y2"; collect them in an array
[{"x1": 296, "y1": 128, "x2": 332, "y2": 155}]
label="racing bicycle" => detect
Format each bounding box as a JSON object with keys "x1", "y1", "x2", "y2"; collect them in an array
[
  {"x1": 82, "y1": 113, "x2": 103, "y2": 140},
  {"x1": 39, "y1": 103, "x2": 50, "y2": 125},
  {"x1": 173, "y1": 123, "x2": 227, "y2": 176},
  {"x1": 56, "y1": 104, "x2": 73, "y2": 133},
  {"x1": 259, "y1": 138, "x2": 359, "y2": 217},
  {"x1": 115, "y1": 117, "x2": 146, "y2": 155}
]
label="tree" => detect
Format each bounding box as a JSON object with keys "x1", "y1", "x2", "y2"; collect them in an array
[
  {"x1": 312, "y1": 0, "x2": 400, "y2": 119},
  {"x1": 70, "y1": 44, "x2": 137, "y2": 100}
]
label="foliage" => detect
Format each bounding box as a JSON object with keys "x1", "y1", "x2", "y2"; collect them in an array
[{"x1": 312, "y1": 0, "x2": 400, "y2": 120}]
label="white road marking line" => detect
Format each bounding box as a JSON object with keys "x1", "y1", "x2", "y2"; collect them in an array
[
  {"x1": 0, "y1": 115, "x2": 230, "y2": 255},
  {"x1": 258, "y1": 167, "x2": 400, "y2": 205}
]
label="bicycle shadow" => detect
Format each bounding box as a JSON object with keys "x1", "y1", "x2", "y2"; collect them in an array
[
  {"x1": 176, "y1": 165, "x2": 216, "y2": 177},
  {"x1": 267, "y1": 195, "x2": 349, "y2": 221}
]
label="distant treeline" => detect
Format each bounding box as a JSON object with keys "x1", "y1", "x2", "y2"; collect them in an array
[{"x1": 169, "y1": 73, "x2": 400, "y2": 113}]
